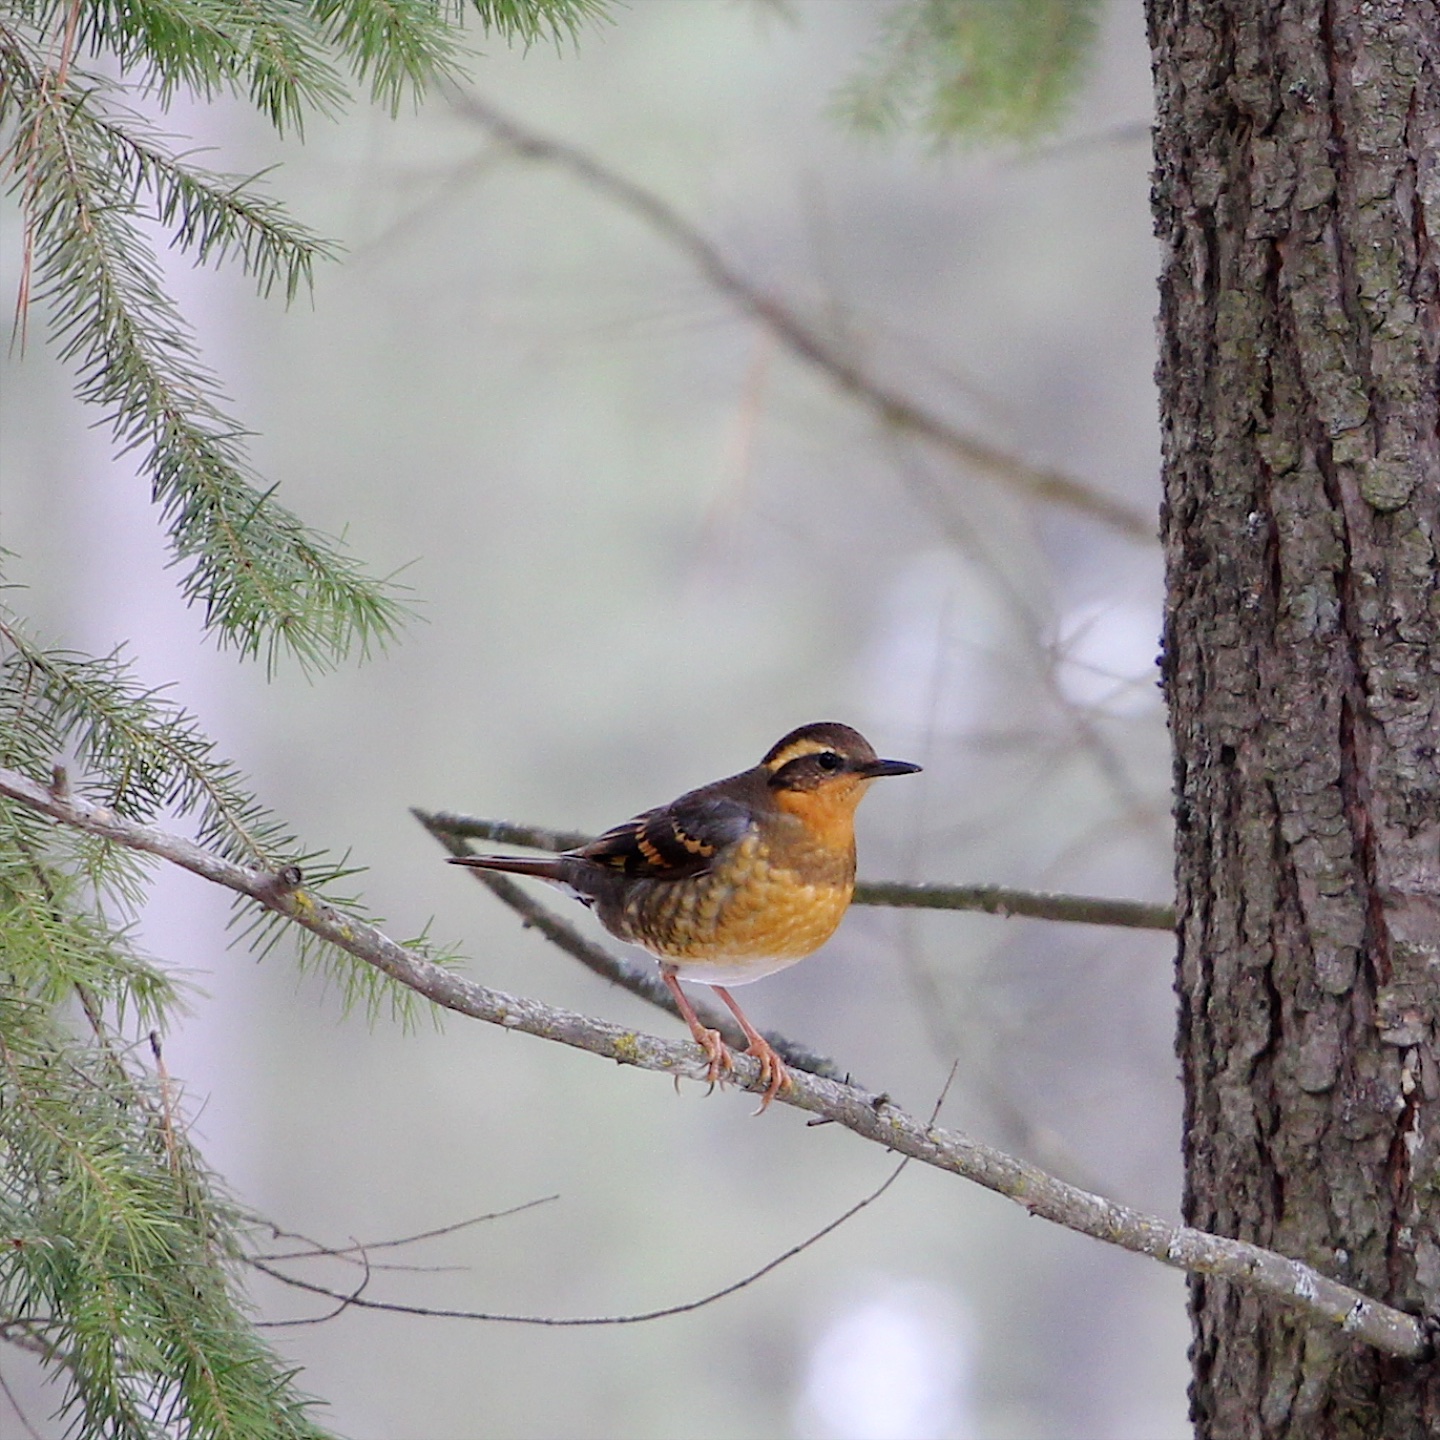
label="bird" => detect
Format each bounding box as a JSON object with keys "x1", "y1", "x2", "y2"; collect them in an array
[{"x1": 448, "y1": 721, "x2": 921, "y2": 1110}]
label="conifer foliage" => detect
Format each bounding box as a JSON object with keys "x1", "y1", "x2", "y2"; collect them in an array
[
  {"x1": 834, "y1": 0, "x2": 1102, "y2": 145},
  {"x1": 0, "y1": 1, "x2": 600, "y2": 1434}
]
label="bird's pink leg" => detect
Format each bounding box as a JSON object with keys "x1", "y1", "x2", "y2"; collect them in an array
[
  {"x1": 661, "y1": 968, "x2": 734, "y2": 1091},
  {"x1": 712, "y1": 986, "x2": 791, "y2": 1113}
]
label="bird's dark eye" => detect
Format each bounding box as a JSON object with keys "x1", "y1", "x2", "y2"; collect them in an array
[{"x1": 815, "y1": 751, "x2": 844, "y2": 772}]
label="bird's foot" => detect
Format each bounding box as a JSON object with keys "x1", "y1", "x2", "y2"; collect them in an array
[
  {"x1": 744, "y1": 1036, "x2": 791, "y2": 1114},
  {"x1": 692, "y1": 1025, "x2": 736, "y2": 1093}
]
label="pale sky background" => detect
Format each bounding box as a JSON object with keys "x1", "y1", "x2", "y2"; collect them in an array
[{"x1": 2, "y1": 3, "x2": 1184, "y2": 1435}]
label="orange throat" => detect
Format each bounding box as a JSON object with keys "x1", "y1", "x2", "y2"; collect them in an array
[{"x1": 771, "y1": 777, "x2": 868, "y2": 856}]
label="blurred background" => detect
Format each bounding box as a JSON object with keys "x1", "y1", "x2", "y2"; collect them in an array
[{"x1": 1, "y1": 1, "x2": 1181, "y2": 1435}]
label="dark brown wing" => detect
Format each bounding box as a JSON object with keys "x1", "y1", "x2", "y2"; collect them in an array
[{"x1": 575, "y1": 789, "x2": 755, "y2": 882}]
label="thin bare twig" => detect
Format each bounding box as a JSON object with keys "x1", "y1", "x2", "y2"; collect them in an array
[
  {"x1": 251, "y1": 1161, "x2": 909, "y2": 1328},
  {"x1": 0, "y1": 1355, "x2": 45, "y2": 1440},
  {"x1": 452, "y1": 92, "x2": 1155, "y2": 544},
  {"x1": 260, "y1": 1069, "x2": 958, "y2": 1329},
  {"x1": 252, "y1": 1196, "x2": 561, "y2": 1265},
  {"x1": 259, "y1": 1249, "x2": 374, "y2": 1328},
  {"x1": 0, "y1": 1323, "x2": 59, "y2": 1363},
  {"x1": 0, "y1": 764, "x2": 1425, "y2": 1361},
  {"x1": 417, "y1": 811, "x2": 1176, "y2": 931},
  {"x1": 148, "y1": 1031, "x2": 183, "y2": 1179}
]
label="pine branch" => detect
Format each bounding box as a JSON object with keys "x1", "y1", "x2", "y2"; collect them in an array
[
  {"x1": 67, "y1": 0, "x2": 348, "y2": 133},
  {"x1": 2, "y1": 762, "x2": 1427, "y2": 1363},
  {"x1": 311, "y1": 0, "x2": 466, "y2": 115},
  {"x1": 417, "y1": 810, "x2": 1177, "y2": 931},
  {"x1": 468, "y1": 0, "x2": 610, "y2": 45},
  {"x1": 453, "y1": 90, "x2": 1154, "y2": 542},
  {"x1": 835, "y1": 0, "x2": 1105, "y2": 145},
  {"x1": 0, "y1": 620, "x2": 447, "y2": 1020},
  {"x1": 78, "y1": 103, "x2": 335, "y2": 301},
  {"x1": 0, "y1": 990, "x2": 332, "y2": 1439},
  {"x1": 0, "y1": 30, "x2": 406, "y2": 671},
  {"x1": 2, "y1": 619, "x2": 291, "y2": 863}
]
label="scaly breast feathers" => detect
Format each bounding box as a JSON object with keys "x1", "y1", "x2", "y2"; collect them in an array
[{"x1": 609, "y1": 832, "x2": 855, "y2": 975}]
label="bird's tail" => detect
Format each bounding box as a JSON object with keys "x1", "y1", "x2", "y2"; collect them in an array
[{"x1": 448, "y1": 853, "x2": 568, "y2": 880}]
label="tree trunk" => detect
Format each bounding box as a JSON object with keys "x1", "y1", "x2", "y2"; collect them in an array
[{"x1": 1149, "y1": 1, "x2": 1440, "y2": 1433}]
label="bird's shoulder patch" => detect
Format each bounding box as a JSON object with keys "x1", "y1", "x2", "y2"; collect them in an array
[{"x1": 577, "y1": 791, "x2": 754, "y2": 881}]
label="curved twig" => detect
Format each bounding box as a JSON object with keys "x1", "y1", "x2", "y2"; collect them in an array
[
  {"x1": 252, "y1": 1195, "x2": 560, "y2": 1265},
  {"x1": 250, "y1": 1161, "x2": 908, "y2": 1328}
]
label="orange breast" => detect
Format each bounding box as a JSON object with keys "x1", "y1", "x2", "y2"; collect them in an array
[{"x1": 617, "y1": 830, "x2": 855, "y2": 966}]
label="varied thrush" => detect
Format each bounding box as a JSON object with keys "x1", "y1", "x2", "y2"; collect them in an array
[{"x1": 449, "y1": 721, "x2": 921, "y2": 1109}]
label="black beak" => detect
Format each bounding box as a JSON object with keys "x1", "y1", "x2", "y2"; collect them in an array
[{"x1": 857, "y1": 757, "x2": 923, "y2": 778}]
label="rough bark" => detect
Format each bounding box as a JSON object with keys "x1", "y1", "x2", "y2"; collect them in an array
[{"x1": 1150, "y1": 1, "x2": 1440, "y2": 1433}]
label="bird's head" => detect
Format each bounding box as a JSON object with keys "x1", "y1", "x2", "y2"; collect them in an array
[{"x1": 761, "y1": 722, "x2": 921, "y2": 838}]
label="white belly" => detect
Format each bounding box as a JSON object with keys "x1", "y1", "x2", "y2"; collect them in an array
[{"x1": 665, "y1": 951, "x2": 814, "y2": 987}]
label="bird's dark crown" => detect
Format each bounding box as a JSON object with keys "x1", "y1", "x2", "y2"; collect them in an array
[
  {"x1": 761, "y1": 722, "x2": 920, "y2": 793},
  {"x1": 762, "y1": 722, "x2": 876, "y2": 771}
]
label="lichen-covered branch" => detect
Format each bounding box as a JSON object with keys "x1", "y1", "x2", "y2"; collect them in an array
[
  {"x1": 0, "y1": 764, "x2": 1423, "y2": 1361},
  {"x1": 413, "y1": 807, "x2": 852, "y2": 1082}
]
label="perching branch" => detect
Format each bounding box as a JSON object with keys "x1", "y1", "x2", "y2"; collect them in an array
[
  {"x1": 0, "y1": 763, "x2": 1426, "y2": 1361},
  {"x1": 453, "y1": 92, "x2": 1155, "y2": 544},
  {"x1": 417, "y1": 811, "x2": 1176, "y2": 932}
]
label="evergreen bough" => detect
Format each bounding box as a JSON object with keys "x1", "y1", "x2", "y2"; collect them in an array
[
  {"x1": 836, "y1": 0, "x2": 1103, "y2": 146},
  {"x1": 0, "y1": 1, "x2": 601, "y2": 1434}
]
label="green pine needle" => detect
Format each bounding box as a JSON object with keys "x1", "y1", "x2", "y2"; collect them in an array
[
  {"x1": 1, "y1": 997, "x2": 333, "y2": 1439},
  {"x1": 2, "y1": 41, "x2": 406, "y2": 672},
  {"x1": 0, "y1": 615, "x2": 457, "y2": 1021},
  {"x1": 470, "y1": 0, "x2": 610, "y2": 47}
]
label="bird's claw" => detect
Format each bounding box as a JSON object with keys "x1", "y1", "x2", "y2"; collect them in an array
[
  {"x1": 746, "y1": 1038, "x2": 791, "y2": 1115},
  {"x1": 694, "y1": 1026, "x2": 736, "y2": 1093}
]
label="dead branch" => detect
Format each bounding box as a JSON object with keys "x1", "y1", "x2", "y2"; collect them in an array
[
  {"x1": 418, "y1": 810, "x2": 1176, "y2": 931},
  {"x1": 251, "y1": 1161, "x2": 908, "y2": 1328}
]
